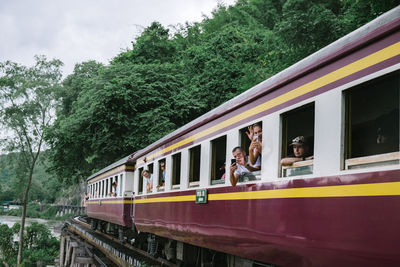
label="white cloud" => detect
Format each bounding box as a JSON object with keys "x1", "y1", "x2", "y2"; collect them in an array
[{"x1": 0, "y1": 0, "x2": 236, "y2": 76}]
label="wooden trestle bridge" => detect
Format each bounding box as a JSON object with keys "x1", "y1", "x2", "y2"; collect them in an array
[{"x1": 57, "y1": 217, "x2": 176, "y2": 267}]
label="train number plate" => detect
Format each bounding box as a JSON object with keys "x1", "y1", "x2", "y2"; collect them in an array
[{"x1": 195, "y1": 189, "x2": 208, "y2": 204}]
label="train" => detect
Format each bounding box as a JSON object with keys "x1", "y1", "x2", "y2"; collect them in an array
[{"x1": 86, "y1": 6, "x2": 400, "y2": 267}]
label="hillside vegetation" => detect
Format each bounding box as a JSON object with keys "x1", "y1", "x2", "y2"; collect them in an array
[{"x1": 1, "y1": 0, "x2": 398, "y2": 202}]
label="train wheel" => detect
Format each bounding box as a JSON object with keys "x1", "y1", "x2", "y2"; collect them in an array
[
  {"x1": 118, "y1": 227, "x2": 125, "y2": 243},
  {"x1": 90, "y1": 219, "x2": 97, "y2": 230}
]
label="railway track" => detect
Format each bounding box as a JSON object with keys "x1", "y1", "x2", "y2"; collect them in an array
[{"x1": 59, "y1": 216, "x2": 177, "y2": 267}]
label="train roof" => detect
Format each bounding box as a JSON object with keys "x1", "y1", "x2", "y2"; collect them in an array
[
  {"x1": 130, "y1": 6, "x2": 400, "y2": 163},
  {"x1": 86, "y1": 153, "x2": 134, "y2": 181}
]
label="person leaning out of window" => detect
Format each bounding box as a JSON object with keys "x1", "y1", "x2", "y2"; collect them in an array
[
  {"x1": 246, "y1": 123, "x2": 262, "y2": 170},
  {"x1": 230, "y1": 147, "x2": 259, "y2": 186},
  {"x1": 281, "y1": 136, "x2": 314, "y2": 166}
]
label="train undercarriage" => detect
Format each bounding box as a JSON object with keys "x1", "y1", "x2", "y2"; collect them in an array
[{"x1": 88, "y1": 217, "x2": 275, "y2": 267}]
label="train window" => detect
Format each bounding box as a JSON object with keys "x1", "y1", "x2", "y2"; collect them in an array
[
  {"x1": 119, "y1": 174, "x2": 123, "y2": 197},
  {"x1": 158, "y1": 158, "x2": 166, "y2": 191},
  {"x1": 189, "y1": 145, "x2": 201, "y2": 187},
  {"x1": 239, "y1": 127, "x2": 251, "y2": 154},
  {"x1": 109, "y1": 178, "x2": 113, "y2": 196},
  {"x1": 106, "y1": 179, "x2": 110, "y2": 197},
  {"x1": 138, "y1": 167, "x2": 144, "y2": 194},
  {"x1": 102, "y1": 180, "x2": 105, "y2": 197},
  {"x1": 148, "y1": 163, "x2": 154, "y2": 176},
  {"x1": 211, "y1": 135, "x2": 226, "y2": 185},
  {"x1": 344, "y1": 71, "x2": 399, "y2": 169},
  {"x1": 280, "y1": 103, "x2": 315, "y2": 177},
  {"x1": 239, "y1": 121, "x2": 262, "y2": 171},
  {"x1": 172, "y1": 153, "x2": 181, "y2": 189}
]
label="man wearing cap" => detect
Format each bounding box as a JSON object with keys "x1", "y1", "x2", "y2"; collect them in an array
[{"x1": 280, "y1": 136, "x2": 314, "y2": 166}]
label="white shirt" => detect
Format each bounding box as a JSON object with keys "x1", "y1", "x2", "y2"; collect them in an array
[{"x1": 234, "y1": 158, "x2": 252, "y2": 176}]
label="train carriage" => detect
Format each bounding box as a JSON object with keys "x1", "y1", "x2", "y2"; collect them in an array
[
  {"x1": 86, "y1": 155, "x2": 135, "y2": 229},
  {"x1": 86, "y1": 7, "x2": 400, "y2": 267}
]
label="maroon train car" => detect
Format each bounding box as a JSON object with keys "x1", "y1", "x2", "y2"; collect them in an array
[
  {"x1": 130, "y1": 7, "x2": 400, "y2": 267},
  {"x1": 86, "y1": 7, "x2": 400, "y2": 267},
  {"x1": 86, "y1": 156, "x2": 135, "y2": 228}
]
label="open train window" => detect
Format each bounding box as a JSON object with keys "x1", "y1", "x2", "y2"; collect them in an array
[
  {"x1": 114, "y1": 175, "x2": 118, "y2": 196},
  {"x1": 106, "y1": 179, "x2": 110, "y2": 197},
  {"x1": 280, "y1": 103, "x2": 315, "y2": 177},
  {"x1": 172, "y1": 153, "x2": 181, "y2": 189},
  {"x1": 344, "y1": 71, "x2": 399, "y2": 169},
  {"x1": 148, "y1": 163, "x2": 154, "y2": 174},
  {"x1": 138, "y1": 167, "x2": 144, "y2": 194},
  {"x1": 158, "y1": 158, "x2": 166, "y2": 191},
  {"x1": 119, "y1": 174, "x2": 123, "y2": 197},
  {"x1": 189, "y1": 145, "x2": 201, "y2": 187},
  {"x1": 211, "y1": 135, "x2": 226, "y2": 185}
]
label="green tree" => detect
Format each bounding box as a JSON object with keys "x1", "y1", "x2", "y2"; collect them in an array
[
  {"x1": 0, "y1": 222, "x2": 58, "y2": 266},
  {"x1": 0, "y1": 55, "x2": 62, "y2": 265},
  {"x1": 59, "y1": 60, "x2": 103, "y2": 117}
]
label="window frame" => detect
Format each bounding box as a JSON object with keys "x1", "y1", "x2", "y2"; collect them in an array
[
  {"x1": 210, "y1": 135, "x2": 227, "y2": 185},
  {"x1": 171, "y1": 152, "x2": 182, "y2": 189},
  {"x1": 189, "y1": 145, "x2": 201, "y2": 187},
  {"x1": 343, "y1": 71, "x2": 399, "y2": 170},
  {"x1": 279, "y1": 102, "x2": 315, "y2": 178}
]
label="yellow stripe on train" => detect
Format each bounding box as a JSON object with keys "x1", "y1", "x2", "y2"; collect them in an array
[{"x1": 86, "y1": 181, "x2": 400, "y2": 205}]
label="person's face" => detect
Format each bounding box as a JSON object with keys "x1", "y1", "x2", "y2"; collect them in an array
[
  {"x1": 143, "y1": 171, "x2": 150, "y2": 178},
  {"x1": 160, "y1": 163, "x2": 165, "y2": 170},
  {"x1": 253, "y1": 126, "x2": 262, "y2": 141},
  {"x1": 293, "y1": 145, "x2": 305, "y2": 157},
  {"x1": 233, "y1": 149, "x2": 246, "y2": 165}
]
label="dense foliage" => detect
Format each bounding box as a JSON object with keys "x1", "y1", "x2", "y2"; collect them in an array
[
  {"x1": 0, "y1": 222, "x2": 59, "y2": 266},
  {"x1": 46, "y1": 0, "x2": 398, "y2": 185}
]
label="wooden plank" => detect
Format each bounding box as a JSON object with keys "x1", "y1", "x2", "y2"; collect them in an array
[
  {"x1": 59, "y1": 236, "x2": 65, "y2": 266},
  {"x1": 75, "y1": 256, "x2": 95, "y2": 264}
]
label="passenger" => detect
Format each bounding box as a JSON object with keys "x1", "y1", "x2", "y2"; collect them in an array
[
  {"x1": 374, "y1": 109, "x2": 399, "y2": 154},
  {"x1": 142, "y1": 170, "x2": 153, "y2": 192},
  {"x1": 157, "y1": 162, "x2": 166, "y2": 188},
  {"x1": 82, "y1": 193, "x2": 88, "y2": 206},
  {"x1": 220, "y1": 163, "x2": 226, "y2": 180},
  {"x1": 246, "y1": 123, "x2": 262, "y2": 169},
  {"x1": 111, "y1": 182, "x2": 118, "y2": 197},
  {"x1": 230, "y1": 147, "x2": 259, "y2": 187},
  {"x1": 280, "y1": 136, "x2": 314, "y2": 166}
]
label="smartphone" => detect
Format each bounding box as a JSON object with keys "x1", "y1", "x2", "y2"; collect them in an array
[
  {"x1": 253, "y1": 134, "x2": 258, "y2": 142},
  {"x1": 231, "y1": 159, "x2": 236, "y2": 164}
]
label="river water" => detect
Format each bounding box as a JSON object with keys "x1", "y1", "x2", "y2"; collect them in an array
[{"x1": 0, "y1": 215, "x2": 63, "y2": 238}]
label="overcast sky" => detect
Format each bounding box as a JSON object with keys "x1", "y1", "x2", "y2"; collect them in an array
[{"x1": 0, "y1": 0, "x2": 236, "y2": 76}]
